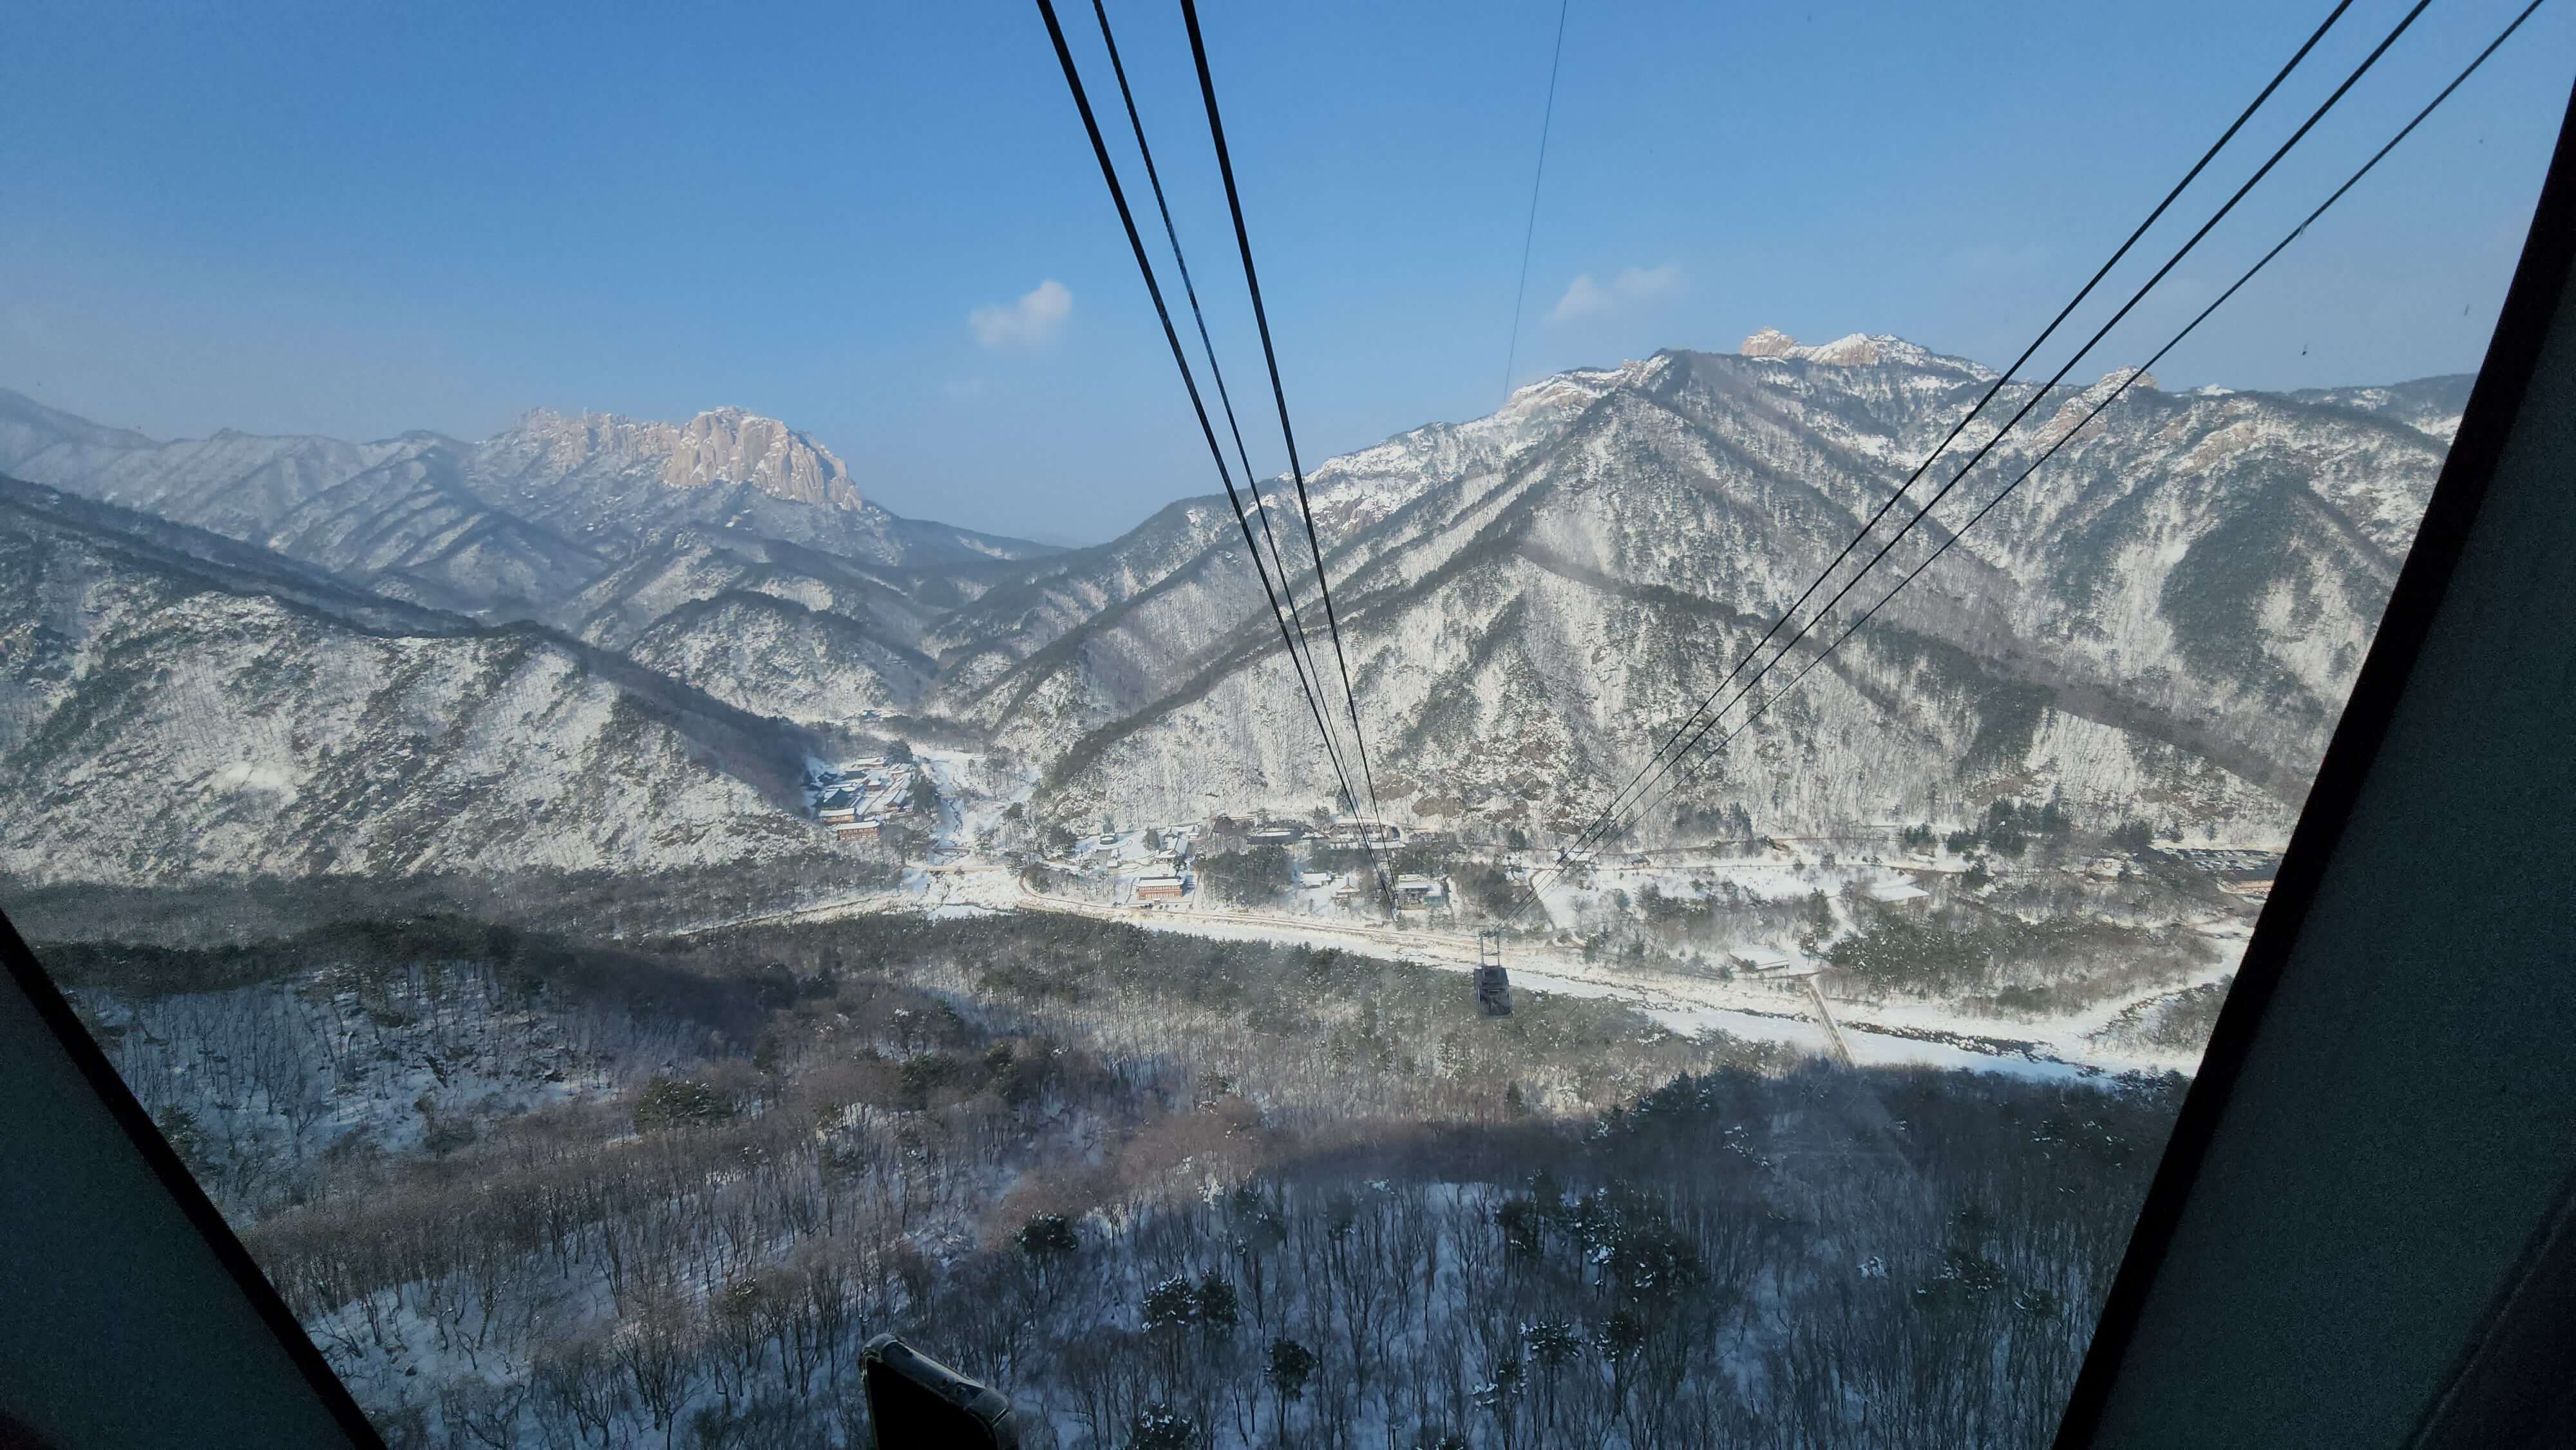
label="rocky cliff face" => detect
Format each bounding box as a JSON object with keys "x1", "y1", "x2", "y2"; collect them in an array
[
  {"x1": 468, "y1": 406, "x2": 913, "y2": 561},
  {"x1": 493, "y1": 407, "x2": 865, "y2": 511}
]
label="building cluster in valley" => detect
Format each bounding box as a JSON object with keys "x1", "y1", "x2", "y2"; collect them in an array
[
  {"x1": 1041, "y1": 813, "x2": 1466, "y2": 915},
  {"x1": 1081, "y1": 822, "x2": 1201, "y2": 908},
  {"x1": 1245, "y1": 816, "x2": 1435, "y2": 851},
  {"x1": 1010, "y1": 794, "x2": 2268, "y2": 1005},
  {"x1": 802, "y1": 756, "x2": 916, "y2": 842}
]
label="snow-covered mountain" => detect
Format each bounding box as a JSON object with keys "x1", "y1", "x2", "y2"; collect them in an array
[
  {"x1": 0, "y1": 477, "x2": 834, "y2": 887},
  {"x1": 466, "y1": 406, "x2": 1045, "y2": 567},
  {"x1": 0, "y1": 333, "x2": 2466, "y2": 873},
  {"x1": 943, "y1": 333, "x2": 2462, "y2": 844},
  {"x1": 0, "y1": 390, "x2": 1054, "y2": 619},
  {"x1": 560, "y1": 527, "x2": 947, "y2": 720}
]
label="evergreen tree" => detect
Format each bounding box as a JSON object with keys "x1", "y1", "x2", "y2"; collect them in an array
[
  {"x1": 1598, "y1": 1310, "x2": 1647, "y2": 1418},
  {"x1": 1192, "y1": 1272, "x2": 1239, "y2": 1334},
  {"x1": 1015, "y1": 1212, "x2": 1078, "y2": 1259},
  {"x1": 1142, "y1": 1274, "x2": 1199, "y2": 1330},
  {"x1": 1266, "y1": 1337, "x2": 1316, "y2": 1437},
  {"x1": 631, "y1": 1077, "x2": 731, "y2": 1133}
]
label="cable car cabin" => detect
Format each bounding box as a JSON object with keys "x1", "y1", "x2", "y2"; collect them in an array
[{"x1": 1475, "y1": 931, "x2": 1511, "y2": 1017}]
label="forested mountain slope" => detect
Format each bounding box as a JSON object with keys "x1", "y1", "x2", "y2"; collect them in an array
[
  {"x1": 1001, "y1": 335, "x2": 2453, "y2": 843},
  {"x1": 50, "y1": 910, "x2": 2174, "y2": 1449},
  {"x1": 0, "y1": 478, "x2": 833, "y2": 887}
]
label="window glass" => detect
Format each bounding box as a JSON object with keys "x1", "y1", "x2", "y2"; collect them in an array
[{"x1": 5, "y1": 4, "x2": 2568, "y2": 1445}]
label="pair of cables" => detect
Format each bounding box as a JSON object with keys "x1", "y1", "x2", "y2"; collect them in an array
[
  {"x1": 1514, "y1": 0, "x2": 2546, "y2": 921},
  {"x1": 1037, "y1": 0, "x2": 1401, "y2": 907}
]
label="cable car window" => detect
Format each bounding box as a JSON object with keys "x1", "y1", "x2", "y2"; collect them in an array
[{"x1": 3, "y1": 1, "x2": 2568, "y2": 1445}]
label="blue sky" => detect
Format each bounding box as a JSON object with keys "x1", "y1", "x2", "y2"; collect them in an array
[{"x1": 5, "y1": 1, "x2": 2569, "y2": 543}]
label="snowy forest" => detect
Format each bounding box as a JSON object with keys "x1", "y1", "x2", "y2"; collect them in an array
[{"x1": 39, "y1": 909, "x2": 2183, "y2": 1448}]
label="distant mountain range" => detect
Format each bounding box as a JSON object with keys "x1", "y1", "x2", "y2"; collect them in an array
[
  {"x1": 0, "y1": 476, "x2": 824, "y2": 886},
  {"x1": 0, "y1": 336, "x2": 2464, "y2": 886},
  {"x1": 0, "y1": 391, "x2": 1052, "y2": 614}
]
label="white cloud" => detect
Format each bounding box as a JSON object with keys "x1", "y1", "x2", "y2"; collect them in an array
[
  {"x1": 969, "y1": 279, "x2": 1073, "y2": 349},
  {"x1": 1549, "y1": 263, "x2": 1683, "y2": 323}
]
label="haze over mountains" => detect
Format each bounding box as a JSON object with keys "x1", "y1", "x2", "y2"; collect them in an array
[
  {"x1": 0, "y1": 391, "x2": 1048, "y2": 612},
  {"x1": 0, "y1": 332, "x2": 2463, "y2": 887}
]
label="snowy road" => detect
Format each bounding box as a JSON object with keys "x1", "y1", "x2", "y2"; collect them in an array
[
  {"x1": 1004, "y1": 876, "x2": 2186, "y2": 1080},
  {"x1": 674, "y1": 861, "x2": 2197, "y2": 1080}
]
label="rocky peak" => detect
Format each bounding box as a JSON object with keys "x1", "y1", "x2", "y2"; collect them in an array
[
  {"x1": 506, "y1": 407, "x2": 864, "y2": 512},
  {"x1": 1741, "y1": 327, "x2": 1800, "y2": 359},
  {"x1": 1736, "y1": 330, "x2": 1994, "y2": 381},
  {"x1": 1741, "y1": 328, "x2": 1899, "y2": 366},
  {"x1": 1803, "y1": 334, "x2": 1884, "y2": 366}
]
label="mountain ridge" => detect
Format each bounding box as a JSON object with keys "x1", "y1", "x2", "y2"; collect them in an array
[
  {"x1": 964, "y1": 334, "x2": 2461, "y2": 845},
  {"x1": 0, "y1": 335, "x2": 2471, "y2": 868},
  {"x1": 0, "y1": 475, "x2": 842, "y2": 888},
  {"x1": 0, "y1": 388, "x2": 1058, "y2": 591}
]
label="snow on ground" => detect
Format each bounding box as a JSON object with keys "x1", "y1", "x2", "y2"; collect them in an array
[
  {"x1": 1005, "y1": 872, "x2": 2210, "y2": 1080},
  {"x1": 768, "y1": 756, "x2": 2222, "y2": 1081},
  {"x1": 917, "y1": 746, "x2": 1028, "y2": 859},
  {"x1": 1532, "y1": 848, "x2": 1913, "y2": 933},
  {"x1": 77, "y1": 968, "x2": 630, "y2": 1200}
]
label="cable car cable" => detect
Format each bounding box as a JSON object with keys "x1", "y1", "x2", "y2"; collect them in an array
[
  {"x1": 1522, "y1": 0, "x2": 2414, "y2": 910},
  {"x1": 1081, "y1": 0, "x2": 1378, "y2": 887},
  {"x1": 1645, "y1": 0, "x2": 2550, "y2": 823},
  {"x1": 1537, "y1": 0, "x2": 2360, "y2": 887},
  {"x1": 1557, "y1": 0, "x2": 2541, "y2": 881},
  {"x1": 1085, "y1": 0, "x2": 1346, "y2": 767},
  {"x1": 1501, "y1": 0, "x2": 1573, "y2": 404},
  {"x1": 1523, "y1": 0, "x2": 2359, "y2": 894},
  {"x1": 1520, "y1": 0, "x2": 2433, "y2": 917},
  {"x1": 1034, "y1": 0, "x2": 1377, "y2": 887},
  {"x1": 1551, "y1": 0, "x2": 2435, "y2": 881},
  {"x1": 1181, "y1": 0, "x2": 1394, "y2": 843}
]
